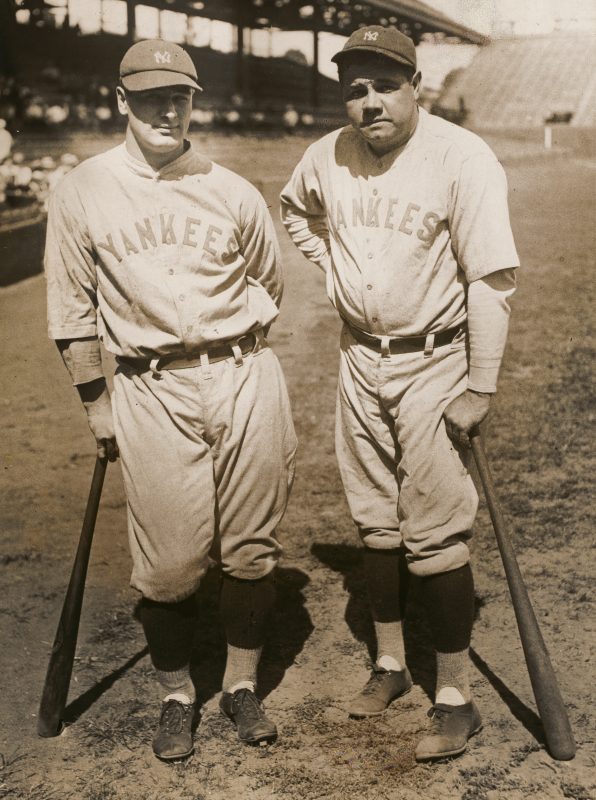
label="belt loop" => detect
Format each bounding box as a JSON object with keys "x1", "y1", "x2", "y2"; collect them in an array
[
  {"x1": 231, "y1": 341, "x2": 243, "y2": 366},
  {"x1": 199, "y1": 350, "x2": 212, "y2": 378},
  {"x1": 380, "y1": 335, "x2": 391, "y2": 358},
  {"x1": 424, "y1": 333, "x2": 435, "y2": 358},
  {"x1": 149, "y1": 357, "x2": 161, "y2": 377}
]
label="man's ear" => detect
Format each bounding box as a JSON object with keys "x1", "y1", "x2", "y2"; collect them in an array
[
  {"x1": 412, "y1": 71, "x2": 422, "y2": 99},
  {"x1": 116, "y1": 86, "x2": 128, "y2": 116}
]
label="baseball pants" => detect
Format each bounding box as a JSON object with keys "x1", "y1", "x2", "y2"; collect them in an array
[
  {"x1": 336, "y1": 324, "x2": 478, "y2": 576},
  {"x1": 112, "y1": 338, "x2": 297, "y2": 602}
]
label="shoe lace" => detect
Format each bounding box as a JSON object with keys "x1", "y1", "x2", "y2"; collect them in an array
[
  {"x1": 232, "y1": 689, "x2": 264, "y2": 721},
  {"x1": 160, "y1": 700, "x2": 191, "y2": 734},
  {"x1": 360, "y1": 666, "x2": 390, "y2": 696},
  {"x1": 427, "y1": 703, "x2": 454, "y2": 731}
]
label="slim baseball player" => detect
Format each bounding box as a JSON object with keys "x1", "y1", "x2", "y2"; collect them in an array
[
  {"x1": 45, "y1": 39, "x2": 296, "y2": 761},
  {"x1": 281, "y1": 26, "x2": 519, "y2": 761}
]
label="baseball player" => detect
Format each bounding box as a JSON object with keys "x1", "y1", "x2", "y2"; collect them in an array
[
  {"x1": 280, "y1": 26, "x2": 519, "y2": 761},
  {"x1": 45, "y1": 39, "x2": 296, "y2": 761}
]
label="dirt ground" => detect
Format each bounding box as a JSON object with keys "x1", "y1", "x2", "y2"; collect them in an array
[{"x1": 0, "y1": 132, "x2": 594, "y2": 800}]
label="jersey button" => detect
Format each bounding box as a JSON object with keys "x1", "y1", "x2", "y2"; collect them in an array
[
  {"x1": 367, "y1": 253, "x2": 373, "y2": 259},
  {"x1": 186, "y1": 325, "x2": 193, "y2": 333},
  {"x1": 179, "y1": 294, "x2": 185, "y2": 301},
  {"x1": 372, "y1": 317, "x2": 378, "y2": 323},
  {"x1": 366, "y1": 284, "x2": 373, "y2": 290},
  {"x1": 168, "y1": 269, "x2": 174, "y2": 275}
]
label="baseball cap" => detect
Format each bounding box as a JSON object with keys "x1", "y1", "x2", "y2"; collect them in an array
[
  {"x1": 119, "y1": 39, "x2": 202, "y2": 92},
  {"x1": 331, "y1": 26, "x2": 417, "y2": 71}
]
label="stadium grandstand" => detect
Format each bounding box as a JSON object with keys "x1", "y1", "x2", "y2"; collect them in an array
[
  {"x1": 435, "y1": 32, "x2": 596, "y2": 129},
  {"x1": 1, "y1": 0, "x2": 485, "y2": 130}
]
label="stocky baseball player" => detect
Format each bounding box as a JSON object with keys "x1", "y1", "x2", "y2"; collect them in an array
[
  {"x1": 45, "y1": 39, "x2": 296, "y2": 760},
  {"x1": 281, "y1": 26, "x2": 519, "y2": 760}
]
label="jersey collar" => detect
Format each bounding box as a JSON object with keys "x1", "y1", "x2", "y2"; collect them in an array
[{"x1": 120, "y1": 140, "x2": 196, "y2": 179}]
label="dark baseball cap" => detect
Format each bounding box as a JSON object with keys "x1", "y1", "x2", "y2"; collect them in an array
[
  {"x1": 120, "y1": 39, "x2": 202, "y2": 92},
  {"x1": 332, "y1": 26, "x2": 417, "y2": 70}
]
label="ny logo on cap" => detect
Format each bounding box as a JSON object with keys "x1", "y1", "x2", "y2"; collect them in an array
[
  {"x1": 363, "y1": 31, "x2": 379, "y2": 41},
  {"x1": 154, "y1": 51, "x2": 172, "y2": 64}
]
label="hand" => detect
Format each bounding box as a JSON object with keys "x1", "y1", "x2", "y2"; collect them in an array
[
  {"x1": 77, "y1": 378, "x2": 119, "y2": 462},
  {"x1": 443, "y1": 389, "x2": 492, "y2": 448}
]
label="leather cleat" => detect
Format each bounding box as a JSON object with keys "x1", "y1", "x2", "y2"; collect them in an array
[
  {"x1": 415, "y1": 701, "x2": 482, "y2": 761},
  {"x1": 152, "y1": 698, "x2": 196, "y2": 761},
  {"x1": 347, "y1": 665, "x2": 413, "y2": 718},
  {"x1": 220, "y1": 688, "x2": 277, "y2": 745}
]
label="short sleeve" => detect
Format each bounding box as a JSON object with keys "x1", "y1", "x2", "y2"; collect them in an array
[
  {"x1": 45, "y1": 183, "x2": 99, "y2": 340},
  {"x1": 449, "y1": 154, "x2": 520, "y2": 282}
]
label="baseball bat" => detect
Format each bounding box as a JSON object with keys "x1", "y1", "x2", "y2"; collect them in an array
[
  {"x1": 470, "y1": 429, "x2": 575, "y2": 760},
  {"x1": 37, "y1": 456, "x2": 107, "y2": 737}
]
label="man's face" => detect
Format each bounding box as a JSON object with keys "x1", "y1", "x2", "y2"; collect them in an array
[
  {"x1": 340, "y1": 56, "x2": 420, "y2": 155},
  {"x1": 117, "y1": 85, "x2": 193, "y2": 159}
]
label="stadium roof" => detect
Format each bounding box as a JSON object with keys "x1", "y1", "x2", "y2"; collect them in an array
[{"x1": 135, "y1": 0, "x2": 487, "y2": 45}]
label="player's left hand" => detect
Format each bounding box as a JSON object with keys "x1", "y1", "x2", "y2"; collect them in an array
[{"x1": 443, "y1": 389, "x2": 492, "y2": 448}]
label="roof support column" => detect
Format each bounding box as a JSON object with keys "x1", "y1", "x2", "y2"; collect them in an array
[
  {"x1": 310, "y1": 28, "x2": 320, "y2": 108},
  {"x1": 126, "y1": 0, "x2": 135, "y2": 42},
  {"x1": 235, "y1": 1, "x2": 248, "y2": 100}
]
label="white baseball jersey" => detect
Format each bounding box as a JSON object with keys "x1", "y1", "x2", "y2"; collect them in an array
[
  {"x1": 45, "y1": 142, "x2": 296, "y2": 600},
  {"x1": 280, "y1": 107, "x2": 519, "y2": 338},
  {"x1": 46, "y1": 143, "x2": 282, "y2": 355}
]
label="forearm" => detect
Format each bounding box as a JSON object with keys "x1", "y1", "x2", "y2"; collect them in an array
[
  {"x1": 467, "y1": 268, "x2": 517, "y2": 394},
  {"x1": 280, "y1": 201, "x2": 331, "y2": 272},
  {"x1": 56, "y1": 338, "x2": 117, "y2": 460},
  {"x1": 56, "y1": 336, "x2": 104, "y2": 386}
]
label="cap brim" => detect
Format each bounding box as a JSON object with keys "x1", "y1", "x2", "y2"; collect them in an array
[
  {"x1": 121, "y1": 70, "x2": 202, "y2": 92},
  {"x1": 331, "y1": 46, "x2": 415, "y2": 70}
]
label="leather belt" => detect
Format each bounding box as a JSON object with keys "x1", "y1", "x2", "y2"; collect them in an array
[
  {"x1": 346, "y1": 322, "x2": 466, "y2": 354},
  {"x1": 117, "y1": 333, "x2": 258, "y2": 372}
]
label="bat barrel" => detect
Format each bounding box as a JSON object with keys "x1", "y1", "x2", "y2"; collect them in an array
[
  {"x1": 37, "y1": 457, "x2": 107, "y2": 737},
  {"x1": 470, "y1": 431, "x2": 575, "y2": 761}
]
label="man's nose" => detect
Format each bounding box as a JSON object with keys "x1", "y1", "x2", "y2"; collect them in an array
[
  {"x1": 363, "y1": 86, "x2": 382, "y2": 110},
  {"x1": 160, "y1": 99, "x2": 177, "y2": 116}
]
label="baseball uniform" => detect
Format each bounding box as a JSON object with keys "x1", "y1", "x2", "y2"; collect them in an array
[
  {"x1": 46, "y1": 142, "x2": 297, "y2": 601},
  {"x1": 280, "y1": 107, "x2": 519, "y2": 575}
]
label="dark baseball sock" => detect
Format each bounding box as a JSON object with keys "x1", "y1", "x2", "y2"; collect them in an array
[
  {"x1": 363, "y1": 546, "x2": 410, "y2": 622},
  {"x1": 219, "y1": 572, "x2": 276, "y2": 650},
  {"x1": 421, "y1": 563, "x2": 475, "y2": 703},
  {"x1": 420, "y1": 563, "x2": 475, "y2": 653},
  {"x1": 220, "y1": 572, "x2": 276, "y2": 693},
  {"x1": 363, "y1": 547, "x2": 410, "y2": 669},
  {"x1": 140, "y1": 594, "x2": 197, "y2": 672}
]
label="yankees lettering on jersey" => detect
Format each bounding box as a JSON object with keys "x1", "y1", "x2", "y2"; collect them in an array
[
  {"x1": 333, "y1": 192, "x2": 443, "y2": 244},
  {"x1": 46, "y1": 144, "x2": 282, "y2": 357},
  {"x1": 281, "y1": 108, "x2": 519, "y2": 338},
  {"x1": 96, "y1": 214, "x2": 235, "y2": 264}
]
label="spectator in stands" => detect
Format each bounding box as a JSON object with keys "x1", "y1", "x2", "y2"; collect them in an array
[
  {"x1": 95, "y1": 103, "x2": 113, "y2": 131},
  {"x1": 282, "y1": 104, "x2": 299, "y2": 134},
  {"x1": 24, "y1": 96, "x2": 46, "y2": 125},
  {"x1": 0, "y1": 119, "x2": 13, "y2": 163},
  {"x1": 45, "y1": 101, "x2": 69, "y2": 126},
  {"x1": 0, "y1": 120, "x2": 13, "y2": 207}
]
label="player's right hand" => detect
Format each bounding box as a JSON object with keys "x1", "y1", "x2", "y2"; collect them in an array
[{"x1": 77, "y1": 378, "x2": 120, "y2": 462}]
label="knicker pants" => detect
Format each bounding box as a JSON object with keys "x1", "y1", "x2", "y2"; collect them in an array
[
  {"x1": 335, "y1": 325, "x2": 478, "y2": 577},
  {"x1": 112, "y1": 342, "x2": 297, "y2": 602}
]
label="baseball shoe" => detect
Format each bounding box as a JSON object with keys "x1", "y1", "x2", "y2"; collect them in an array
[
  {"x1": 219, "y1": 688, "x2": 277, "y2": 745},
  {"x1": 347, "y1": 665, "x2": 413, "y2": 718},
  {"x1": 415, "y1": 702, "x2": 482, "y2": 761},
  {"x1": 152, "y1": 697, "x2": 196, "y2": 761}
]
